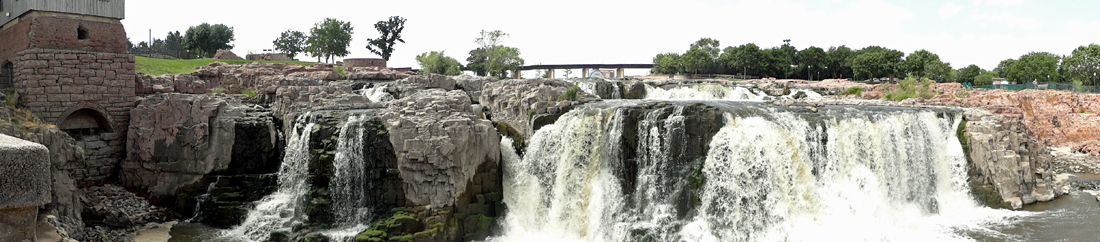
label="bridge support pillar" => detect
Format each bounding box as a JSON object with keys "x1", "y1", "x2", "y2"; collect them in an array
[
  {"x1": 547, "y1": 69, "x2": 555, "y2": 78},
  {"x1": 513, "y1": 70, "x2": 521, "y2": 79},
  {"x1": 582, "y1": 68, "x2": 589, "y2": 78},
  {"x1": 616, "y1": 68, "x2": 624, "y2": 78}
]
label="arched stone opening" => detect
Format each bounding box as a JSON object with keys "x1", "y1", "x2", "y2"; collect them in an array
[
  {"x1": 0, "y1": 61, "x2": 13, "y2": 89},
  {"x1": 59, "y1": 108, "x2": 113, "y2": 139}
]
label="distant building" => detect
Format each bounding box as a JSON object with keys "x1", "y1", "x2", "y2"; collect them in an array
[
  {"x1": 992, "y1": 78, "x2": 1009, "y2": 85},
  {"x1": 344, "y1": 58, "x2": 386, "y2": 68}
]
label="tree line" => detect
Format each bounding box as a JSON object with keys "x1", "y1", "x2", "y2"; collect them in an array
[
  {"x1": 653, "y1": 38, "x2": 1100, "y2": 86},
  {"x1": 129, "y1": 16, "x2": 409, "y2": 64},
  {"x1": 128, "y1": 23, "x2": 234, "y2": 59},
  {"x1": 416, "y1": 30, "x2": 525, "y2": 78}
]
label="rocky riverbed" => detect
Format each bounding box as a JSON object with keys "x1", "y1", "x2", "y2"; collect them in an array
[{"x1": 4, "y1": 62, "x2": 1099, "y2": 242}]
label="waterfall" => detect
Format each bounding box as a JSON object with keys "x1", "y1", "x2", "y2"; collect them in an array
[
  {"x1": 356, "y1": 84, "x2": 394, "y2": 103},
  {"x1": 184, "y1": 181, "x2": 218, "y2": 223},
  {"x1": 644, "y1": 84, "x2": 766, "y2": 100},
  {"x1": 224, "y1": 113, "x2": 317, "y2": 241},
  {"x1": 222, "y1": 113, "x2": 380, "y2": 241},
  {"x1": 321, "y1": 114, "x2": 374, "y2": 241},
  {"x1": 492, "y1": 102, "x2": 1029, "y2": 242}
]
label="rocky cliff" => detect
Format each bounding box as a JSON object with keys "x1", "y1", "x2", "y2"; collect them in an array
[
  {"x1": 963, "y1": 106, "x2": 1070, "y2": 209},
  {"x1": 122, "y1": 93, "x2": 281, "y2": 204}
]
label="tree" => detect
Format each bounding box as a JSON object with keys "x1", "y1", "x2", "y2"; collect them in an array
[
  {"x1": 165, "y1": 31, "x2": 185, "y2": 59},
  {"x1": 719, "y1": 44, "x2": 762, "y2": 76},
  {"x1": 797, "y1": 46, "x2": 826, "y2": 80},
  {"x1": 688, "y1": 38, "x2": 720, "y2": 73},
  {"x1": 183, "y1": 23, "x2": 235, "y2": 58},
  {"x1": 778, "y1": 44, "x2": 799, "y2": 78},
  {"x1": 306, "y1": 18, "x2": 354, "y2": 63},
  {"x1": 956, "y1": 64, "x2": 984, "y2": 84},
  {"x1": 848, "y1": 46, "x2": 904, "y2": 80},
  {"x1": 904, "y1": 49, "x2": 944, "y2": 79},
  {"x1": 466, "y1": 30, "x2": 524, "y2": 78},
  {"x1": 1004, "y1": 52, "x2": 1060, "y2": 83},
  {"x1": 273, "y1": 30, "x2": 307, "y2": 58},
  {"x1": 1061, "y1": 44, "x2": 1100, "y2": 85},
  {"x1": 681, "y1": 48, "x2": 710, "y2": 74},
  {"x1": 652, "y1": 52, "x2": 681, "y2": 76},
  {"x1": 365, "y1": 16, "x2": 406, "y2": 61},
  {"x1": 974, "y1": 72, "x2": 996, "y2": 86},
  {"x1": 415, "y1": 51, "x2": 462, "y2": 75},
  {"x1": 825, "y1": 45, "x2": 854, "y2": 79},
  {"x1": 994, "y1": 59, "x2": 1016, "y2": 76}
]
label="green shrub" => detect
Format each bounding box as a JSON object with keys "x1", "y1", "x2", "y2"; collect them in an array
[
  {"x1": 240, "y1": 88, "x2": 257, "y2": 98},
  {"x1": 212, "y1": 87, "x2": 225, "y2": 94},
  {"x1": 839, "y1": 87, "x2": 864, "y2": 96},
  {"x1": 884, "y1": 77, "x2": 938, "y2": 101},
  {"x1": 3, "y1": 91, "x2": 17, "y2": 107},
  {"x1": 559, "y1": 86, "x2": 580, "y2": 101}
]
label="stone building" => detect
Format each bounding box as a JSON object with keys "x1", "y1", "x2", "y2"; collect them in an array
[{"x1": 0, "y1": 0, "x2": 135, "y2": 184}]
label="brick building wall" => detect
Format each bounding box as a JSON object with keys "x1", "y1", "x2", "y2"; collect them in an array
[
  {"x1": 11, "y1": 48, "x2": 136, "y2": 184},
  {"x1": 1, "y1": 11, "x2": 127, "y2": 64}
]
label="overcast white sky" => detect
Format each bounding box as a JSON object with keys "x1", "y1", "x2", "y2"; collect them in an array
[{"x1": 122, "y1": 0, "x2": 1100, "y2": 77}]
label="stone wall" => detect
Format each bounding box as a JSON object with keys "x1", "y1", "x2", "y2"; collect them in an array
[
  {"x1": 9, "y1": 48, "x2": 136, "y2": 185},
  {"x1": 11, "y1": 49, "x2": 136, "y2": 127},
  {"x1": 343, "y1": 58, "x2": 386, "y2": 68}
]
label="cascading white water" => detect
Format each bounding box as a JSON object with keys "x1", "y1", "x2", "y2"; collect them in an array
[
  {"x1": 493, "y1": 103, "x2": 1030, "y2": 242},
  {"x1": 357, "y1": 84, "x2": 394, "y2": 103},
  {"x1": 224, "y1": 114, "x2": 317, "y2": 241},
  {"x1": 185, "y1": 182, "x2": 218, "y2": 223},
  {"x1": 495, "y1": 107, "x2": 628, "y2": 242},
  {"x1": 321, "y1": 114, "x2": 374, "y2": 241},
  {"x1": 644, "y1": 84, "x2": 766, "y2": 100},
  {"x1": 571, "y1": 80, "x2": 624, "y2": 99}
]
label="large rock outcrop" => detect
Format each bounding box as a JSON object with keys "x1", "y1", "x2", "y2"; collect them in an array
[
  {"x1": 479, "y1": 79, "x2": 600, "y2": 141},
  {"x1": 453, "y1": 75, "x2": 498, "y2": 102},
  {"x1": 386, "y1": 74, "x2": 456, "y2": 99},
  {"x1": 122, "y1": 93, "x2": 281, "y2": 203},
  {"x1": 963, "y1": 106, "x2": 1069, "y2": 209},
  {"x1": 382, "y1": 89, "x2": 500, "y2": 207}
]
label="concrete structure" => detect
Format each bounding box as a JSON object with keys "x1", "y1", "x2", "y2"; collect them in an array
[
  {"x1": 0, "y1": 0, "x2": 133, "y2": 184},
  {"x1": 0, "y1": 134, "x2": 50, "y2": 242},
  {"x1": 518, "y1": 64, "x2": 651, "y2": 79},
  {"x1": 344, "y1": 58, "x2": 386, "y2": 68}
]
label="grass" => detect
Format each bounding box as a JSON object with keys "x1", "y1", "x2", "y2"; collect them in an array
[
  {"x1": 239, "y1": 88, "x2": 257, "y2": 98},
  {"x1": 839, "y1": 87, "x2": 864, "y2": 96},
  {"x1": 558, "y1": 86, "x2": 580, "y2": 101},
  {"x1": 884, "y1": 77, "x2": 938, "y2": 101},
  {"x1": 135, "y1": 56, "x2": 317, "y2": 76}
]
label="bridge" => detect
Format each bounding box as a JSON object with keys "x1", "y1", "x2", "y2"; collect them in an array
[{"x1": 516, "y1": 64, "x2": 653, "y2": 78}]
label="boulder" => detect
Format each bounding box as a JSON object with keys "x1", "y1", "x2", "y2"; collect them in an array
[
  {"x1": 212, "y1": 49, "x2": 243, "y2": 60},
  {"x1": 121, "y1": 93, "x2": 281, "y2": 203},
  {"x1": 454, "y1": 75, "x2": 498, "y2": 102},
  {"x1": 382, "y1": 89, "x2": 500, "y2": 208},
  {"x1": 386, "y1": 74, "x2": 457, "y2": 99},
  {"x1": 345, "y1": 66, "x2": 413, "y2": 81}
]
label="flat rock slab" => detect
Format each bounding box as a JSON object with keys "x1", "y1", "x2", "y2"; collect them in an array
[{"x1": 0, "y1": 134, "x2": 50, "y2": 208}]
